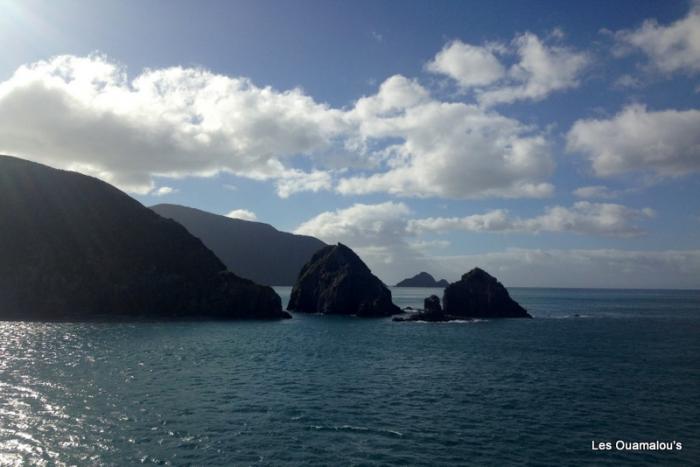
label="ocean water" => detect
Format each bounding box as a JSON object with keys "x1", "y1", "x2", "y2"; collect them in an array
[{"x1": 0, "y1": 287, "x2": 698, "y2": 466}]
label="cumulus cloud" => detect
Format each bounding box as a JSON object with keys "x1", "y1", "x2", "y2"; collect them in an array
[
  {"x1": 613, "y1": 74, "x2": 643, "y2": 89},
  {"x1": 152, "y1": 186, "x2": 177, "y2": 197},
  {"x1": 298, "y1": 201, "x2": 653, "y2": 248},
  {"x1": 339, "y1": 75, "x2": 555, "y2": 199},
  {"x1": 408, "y1": 209, "x2": 511, "y2": 234},
  {"x1": 431, "y1": 248, "x2": 700, "y2": 289},
  {"x1": 407, "y1": 239, "x2": 451, "y2": 251},
  {"x1": 0, "y1": 54, "x2": 345, "y2": 195},
  {"x1": 294, "y1": 202, "x2": 430, "y2": 279},
  {"x1": 567, "y1": 104, "x2": 700, "y2": 177},
  {"x1": 425, "y1": 40, "x2": 505, "y2": 88},
  {"x1": 407, "y1": 202, "x2": 654, "y2": 237},
  {"x1": 226, "y1": 209, "x2": 257, "y2": 221},
  {"x1": 0, "y1": 55, "x2": 561, "y2": 201},
  {"x1": 614, "y1": 2, "x2": 700, "y2": 75},
  {"x1": 477, "y1": 32, "x2": 590, "y2": 106},
  {"x1": 426, "y1": 32, "x2": 590, "y2": 106},
  {"x1": 573, "y1": 185, "x2": 619, "y2": 199},
  {"x1": 295, "y1": 201, "x2": 411, "y2": 248},
  {"x1": 295, "y1": 201, "x2": 656, "y2": 282},
  {"x1": 275, "y1": 169, "x2": 333, "y2": 198}
]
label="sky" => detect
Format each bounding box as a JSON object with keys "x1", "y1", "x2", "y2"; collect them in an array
[{"x1": 1, "y1": 0, "x2": 699, "y2": 288}]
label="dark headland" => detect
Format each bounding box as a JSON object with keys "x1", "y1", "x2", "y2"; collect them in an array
[
  {"x1": 0, "y1": 155, "x2": 290, "y2": 321},
  {"x1": 151, "y1": 204, "x2": 325, "y2": 286}
]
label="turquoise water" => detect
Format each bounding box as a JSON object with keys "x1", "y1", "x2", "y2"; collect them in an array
[{"x1": 0, "y1": 287, "x2": 698, "y2": 466}]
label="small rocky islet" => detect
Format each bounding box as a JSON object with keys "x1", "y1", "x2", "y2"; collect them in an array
[
  {"x1": 393, "y1": 268, "x2": 532, "y2": 322},
  {"x1": 287, "y1": 243, "x2": 401, "y2": 317},
  {"x1": 285, "y1": 242, "x2": 530, "y2": 321}
]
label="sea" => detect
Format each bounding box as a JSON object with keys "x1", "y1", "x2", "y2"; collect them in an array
[{"x1": 0, "y1": 287, "x2": 698, "y2": 466}]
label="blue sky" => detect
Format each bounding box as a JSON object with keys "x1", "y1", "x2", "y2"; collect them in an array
[{"x1": 1, "y1": 0, "x2": 699, "y2": 287}]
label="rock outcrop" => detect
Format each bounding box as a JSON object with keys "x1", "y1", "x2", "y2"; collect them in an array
[
  {"x1": 393, "y1": 294, "x2": 452, "y2": 322},
  {"x1": 287, "y1": 243, "x2": 401, "y2": 317},
  {"x1": 395, "y1": 272, "x2": 450, "y2": 287},
  {"x1": 442, "y1": 268, "x2": 531, "y2": 318},
  {"x1": 395, "y1": 269, "x2": 531, "y2": 322},
  {"x1": 151, "y1": 204, "x2": 326, "y2": 285},
  {"x1": 0, "y1": 155, "x2": 290, "y2": 321},
  {"x1": 424, "y1": 295, "x2": 443, "y2": 315}
]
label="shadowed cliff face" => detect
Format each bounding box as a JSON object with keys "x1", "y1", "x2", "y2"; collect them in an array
[
  {"x1": 287, "y1": 243, "x2": 402, "y2": 317},
  {"x1": 0, "y1": 155, "x2": 289, "y2": 320},
  {"x1": 151, "y1": 204, "x2": 325, "y2": 286}
]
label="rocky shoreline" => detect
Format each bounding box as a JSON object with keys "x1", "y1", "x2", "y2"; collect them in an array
[{"x1": 1, "y1": 155, "x2": 530, "y2": 322}]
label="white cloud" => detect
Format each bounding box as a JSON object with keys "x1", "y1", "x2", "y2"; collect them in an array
[
  {"x1": 613, "y1": 74, "x2": 643, "y2": 89},
  {"x1": 407, "y1": 202, "x2": 654, "y2": 237},
  {"x1": 339, "y1": 75, "x2": 555, "y2": 199},
  {"x1": 408, "y1": 209, "x2": 511, "y2": 234},
  {"x1": 295, "y1": 201, "x2": 411, "y2": 247},
  {"x1": 407, "y1": 239, "x2": 451, "y2": 251},
  {"x1": 614, "y1": 2, "x2": 700, "y2": 75},
  {"x1": 294, "y1": 201, "x2": 658, "y2": 283},
  {"x1": 430, "y1": 248, "x2": 700, "y2": 289},
  {"x1": 0, "y1": 54, "x2": 345, "y2": 195},
  {"x1": 0, "y1": 56, "x2": 561, "y2": 201},
  {"x1": 494, "y1": 202, "x2": 654, "y2": 236},
  {"x1": 548, "y1": 27, "x2": 566, "y2": 40},
  {"x1": 294, "y1": 202, "x2": 429, "y2": 279},
  {"x1": 477, "y1": 32, "x2": 590, "y2": 106},
  {"x1": 293, "y1": 201, "x2": 697, "y2": 287},
  {"x1": 426, "y1": 40, "x2": 506, "y2": 88},
  {"x1": 573, "y1": 185, "x2": 619, "y2": 199},
  {"x1": 567, "y1": 104, "x2": 700, "y2": 177},
  {"x1": 351, "y1": 75, "x2": 431, "y2": 120},
  {"x1": 275, "y1": 169, "x2": 333, "y2": 198},
  {"x1": 226, "y1": 209, "x2": 257, "y2": 221},
  {"x1": 152, "y1": 186, "x2": 177, "y2": 196},
  {"x1": 298, "y1": 201, "x2": 653, "y2": 251},
  {"x1": 426, "y1": 32, "x2": 589, "y2": 106}
]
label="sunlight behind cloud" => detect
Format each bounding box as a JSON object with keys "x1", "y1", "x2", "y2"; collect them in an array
[{"x1": 226, "y1": 209, "x2": 258, "y2": 221}]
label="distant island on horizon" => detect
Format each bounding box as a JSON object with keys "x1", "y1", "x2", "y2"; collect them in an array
[{"x1": 396, "y1": 272, "x2": 450, "y2": 288}]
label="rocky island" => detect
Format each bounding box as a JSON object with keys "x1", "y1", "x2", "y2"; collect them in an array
[
  {"x1": 395, "y1": 272, "x2": 449, "y2": 287},
  {"x1": 0, "y1": 155, "x2": 290, "y2": 321},
  {"x1": 395, "y1": 267, "x2": 531, "y2": 321},
  {"x1": 287, "y1": 243, "x2": 402, "y2": 317}
]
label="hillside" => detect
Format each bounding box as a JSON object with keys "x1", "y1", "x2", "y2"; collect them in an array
[
  {"x1": 0, "y1": 155, "x2": 288, "y2": 320},
  {"x1": 151, "y1": 204, "x2": 326, "y2": 285}
]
